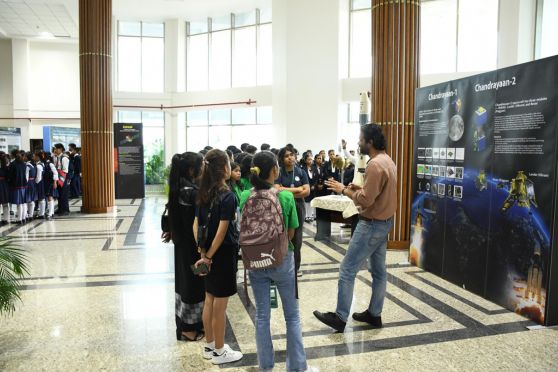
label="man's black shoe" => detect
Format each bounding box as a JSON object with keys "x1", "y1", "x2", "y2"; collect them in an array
[
  {"x1": 313, "y1": 311, "x2": 346, "y2": 332},
  {"x1": 352, "y1": 310, "x2": 382, "y2": 328}
]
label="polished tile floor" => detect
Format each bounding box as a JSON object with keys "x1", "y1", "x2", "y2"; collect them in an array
[{"x1": 1, "y1": 196, "x2": 557, "y2": 371}]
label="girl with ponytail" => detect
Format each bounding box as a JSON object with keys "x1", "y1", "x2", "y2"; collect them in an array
[
  {"x1": 238, "y1": 151, "x2": 313, "y2": 372},
  {"x1": 165, "y1": 152, "x2": 205, "y2": 342},
  {"x1": 193, "y1": 149, "x2": 243, "y2": 365}
]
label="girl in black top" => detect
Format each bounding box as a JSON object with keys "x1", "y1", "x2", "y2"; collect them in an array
[
  {"x1": 8, "y1": 151, "x2": 28, "y2": 224},
  {"x1": 164, "y1": 152, "x2": 205, "y2": 341},
  {"x1": 301, "y1": 152, "x2": 318, "y2": 222},
  {"x1": 193, "y1": 149, "x2": 242, "y2": 364}
]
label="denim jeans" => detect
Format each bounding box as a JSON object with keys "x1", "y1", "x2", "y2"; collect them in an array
[
  {"x1": 336, "y1": 217, "x2": 393, "y2": 322},
  {"x1": 249, "y1": 252, "x2": 308, "y2": 372}
]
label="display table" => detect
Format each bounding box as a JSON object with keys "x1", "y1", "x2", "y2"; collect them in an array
[{"x1": 310, "y1": 195, "x2": 359, "y2": 241}]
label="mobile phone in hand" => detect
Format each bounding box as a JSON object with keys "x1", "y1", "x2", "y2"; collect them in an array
[{"x1": 191, "y1": 263, "x2": 209, "y2": 275}]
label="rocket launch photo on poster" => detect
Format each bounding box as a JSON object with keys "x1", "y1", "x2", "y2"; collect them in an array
[{"x1": 409, "y1": 56, "x2": 558, "y2": 325}]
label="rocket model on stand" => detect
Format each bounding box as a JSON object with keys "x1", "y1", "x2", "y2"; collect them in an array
[{"x1": 352, "y1": 91, "x2": 371, "y2": 186}]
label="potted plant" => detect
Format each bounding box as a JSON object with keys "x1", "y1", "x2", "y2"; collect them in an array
[{"x1": 0, "y1": 237, "x2": 29, "y2": 315}]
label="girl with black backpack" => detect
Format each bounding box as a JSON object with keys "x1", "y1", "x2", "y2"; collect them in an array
[{"x1": 193, "y1": 149, "x2": 243, "y2": 365}]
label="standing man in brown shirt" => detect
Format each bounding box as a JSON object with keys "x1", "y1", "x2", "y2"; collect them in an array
[{"x1": 313, "y1": 123, "x2": 397, "y2": 332}]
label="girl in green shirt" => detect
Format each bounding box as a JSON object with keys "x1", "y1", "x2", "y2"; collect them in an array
[
  {"x1": 227, "y1": 162, "x2": 243, "y2": 204},
  {"x1": 238, "y1": 151, "x2": 311, "y2": 372}
]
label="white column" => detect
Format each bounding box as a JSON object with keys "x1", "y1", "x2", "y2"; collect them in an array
[
  {"x1": 11, "y1": 39, "x2": 31, "y2": 148},
  {"x1": 164, "y1": 19, "x2": 182, "y2": 164},
  {"x1": 497, "y1": 0, "x2": 537, "y2": 69},
  {"x1": 272, "y1": 0, "x2": 343, "y2": 152}
]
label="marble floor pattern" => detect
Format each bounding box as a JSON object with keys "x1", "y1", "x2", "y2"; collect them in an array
[{"x1": 0, "y1": 196, "x2": 557, "y2": 371}]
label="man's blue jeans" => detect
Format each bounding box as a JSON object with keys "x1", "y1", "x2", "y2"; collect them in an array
[
  {"x1": 336, "y1": 217, "x2": 393, "y2": 322},
  {"x1": 249, "y1": 252, "x2": 308, "y2": 372}
]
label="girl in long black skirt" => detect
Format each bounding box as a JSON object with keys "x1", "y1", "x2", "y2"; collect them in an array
[
  {"x1": 163, "y1": 152, "x2": 206, "y2": 341},
  {"x1": 0, "y1": 152, "x2": 10, "y2": 224},
  {"x1": 8, "y1": 151, "x2": 27, "y2": 224}
]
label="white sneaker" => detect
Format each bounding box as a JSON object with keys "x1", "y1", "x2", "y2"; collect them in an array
[
  {"x1": 203, "y1": 343, "x2": 229, "y2": 359},
  {"x1": 211, "y1": 345, "x2": 243, "y2": 365},
  {"x1": 305, "y1": 367, "x2": 320, "y2": 372}
]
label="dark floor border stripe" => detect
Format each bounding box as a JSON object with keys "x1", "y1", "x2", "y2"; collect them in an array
[
  {"x1": 125, "y1": 199, "x2": 145, "y2": 246},
  {"x1": 224, "y1": 320, "x2": 534, "y2": 368},
  {"x1": 20, "y1": 277, "x2": 174, "y2": 290},
  {"x1": 101, "y1": 237, "x2": 113, "y2": 251},
  {"x1": 303, "y1": 240, "x2": 338, "y2": 263},
  {"x1": 22, "y1": 271, "x2": 174, "y2": 281}
]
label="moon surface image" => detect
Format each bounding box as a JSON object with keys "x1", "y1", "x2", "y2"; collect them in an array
[{"x1": 448, "y1": 114, "x2": 465, "y2": 142}]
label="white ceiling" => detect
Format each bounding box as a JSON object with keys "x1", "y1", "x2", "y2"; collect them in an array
[
  {"x1": 0, "y1": 0, "x2": 78, "y2": 39},
  {"x1": 0, "y1": 0, "x2": 271, "y2": 40}
]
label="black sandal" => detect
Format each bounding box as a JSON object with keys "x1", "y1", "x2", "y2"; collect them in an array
[{"x1": 179, "y1": 330, "x2": 204, "y2": 342}]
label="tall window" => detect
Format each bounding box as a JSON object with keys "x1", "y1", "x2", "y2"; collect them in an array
[
  {"x1": 186, "y1": 9, "x2": 272, "y2": 91},
  {"x1": 339, "y1": 102, "x2": 361, "y2": 149},
  {"x1": 349, "y1": 0, "x2": 372, "y2": 78},
  {"x1": 420, "y1": 0, "x2": 498, "y2": 75},
  {"x1": 186, "y1": 106, "x2": 272, "y2": 151},
  {"x1": 536, "y1": 0, "x2": 558, "y2": 59},
  {"x1": 117, "y1": 111, "x2": 165, "y2": 184},
  {"x1": 117, "y1": 21, "x2": 165, "y2": 92}
]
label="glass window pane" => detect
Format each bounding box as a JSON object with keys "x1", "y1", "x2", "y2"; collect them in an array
[
  {"x1": 210, "y1": 30, "x2": 231, "y2": 89},
  {"x1": 211, "y1": 14, "x2": 231, "y2": 31},
  {"x1": 187, "y1": 34, "x2": 209, "y2": 91},
  {"x1": 257, "y1": 106, "x2": 272, "y2": 124},
  {"x1": 118, "y1": 111, "x2": 141, "y2": 123},
  {"x1": 349, "y1": 10, "x2": 372, "y2": 77},
  {"x1": 187, "y1": 126, "x2": 208, "y2": 151},
  {"x1": 233, "y1": 26, "x2": 257, "y2": 87},
  {"x1": 142, "y1": 38, "x2": 164, "y2": 92},
  {"x1": 118, "y1": 36, "x2": 141, "y2": 91},
  {"x1": 209, "y1": 126, "x2": 232, "y2": 149},
  {"x1": 539, "y1": 0, "x2": 558, "y2": 58},
  {"x1": 232, "y1": 107, "x2": 256, "y2": 124},
  {"x1": 257, "y1": 23, "x2": 272, "y2": 85},
  {"x1": 231, "y1": 125, "x2": 271, "y2": 147},
  {"x1": 352, "y1": 0, "x2": 371, "y2": 10},
  {"x1": 187, "y1": 110, "x2": 208, "y2": 126},
  {"x1": 420, "y1": 0, "x2": 457, "y2": 74},
  {"x1": 235, "y1": 10, "x2": 256, "y2": 27},
  {"x1": 188, "y1": 20, "x2": 208, "y2": 35},
  {"x1": 457, "y1": 0, "x2": 498, "y2": 72},
  {"x1": 259, "y1": 8, "x2": 272, "y2": 23},
  {"x1": 142, "y1": 22, "x2": 164, "y2": 37},
  {"x1": 119, "y1": 21, "x2": 141, "y2": 36},
  {"x1": 349, "y1": 102, "x2": 360, "y2": 123},
  {"x1": 209, "y1": 109, "x2": 231, "y2": 125},
  {"x1": 142, "y1": 111, "x2": 164, "y2": 126}
]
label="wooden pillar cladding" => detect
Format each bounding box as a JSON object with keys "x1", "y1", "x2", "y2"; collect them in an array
[
  {"x1": 79, "y1": 0, "x2": 115, "y2": 213},
  {"x1": 371, "y1": 0, "x2": 420, "y2": 249}
]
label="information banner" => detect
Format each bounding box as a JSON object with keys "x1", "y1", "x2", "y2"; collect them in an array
[
  {"x1": 43, "y1": 126, "x2": 81, "y2": 151},
  {"x1": 0, "y1": 127, "x2": 22, "y2": 152},
  {"x1": 114, "y1": 123, "x2": 145, "y2": 199},
  {"x1": 410, "y1": 56, "x2": 558, "y2": 325}
]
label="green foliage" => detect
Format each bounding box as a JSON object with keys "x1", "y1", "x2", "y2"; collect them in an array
[
  {"x1": 0, "y1": 237, "x2": 29, "y2": 316},
  {"x1": 145, "y1": 141, "x2": 166, "y2": 185},
  {"x1": 163, "y1": 165, "x2": 171, "y2": 195}
]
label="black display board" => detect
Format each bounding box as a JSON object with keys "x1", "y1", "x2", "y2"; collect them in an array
[
  {"x1": 409, "y1": 56, "x2": 558, "y2": 325},
  {"x1": 114, "y1": 123, "x2": 145, "y2": 199}
]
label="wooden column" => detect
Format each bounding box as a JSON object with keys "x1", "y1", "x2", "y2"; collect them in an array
[
  {"x1": 79, "y1": 0, "x2": 115, "y2": 213},
  {"x1": 371, "y1": 0, "x2": 420, "y2": 249}
]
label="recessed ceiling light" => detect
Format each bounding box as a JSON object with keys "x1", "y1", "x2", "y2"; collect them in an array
[{"x1": 39, "y1": 31, "x2": 54, "y2": 38}]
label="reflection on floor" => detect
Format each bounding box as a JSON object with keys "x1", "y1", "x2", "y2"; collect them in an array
[{"x1": 1, "y1": 196, "x2": 557, "y2": 371}]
